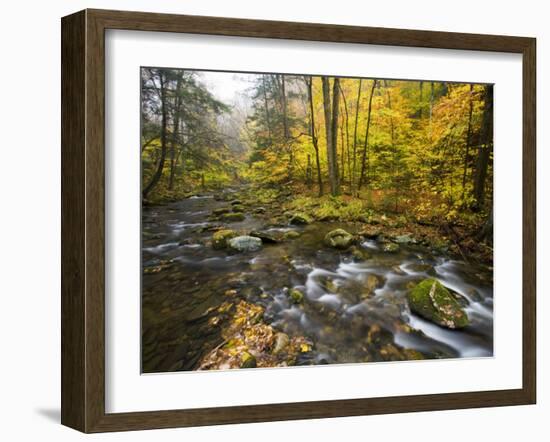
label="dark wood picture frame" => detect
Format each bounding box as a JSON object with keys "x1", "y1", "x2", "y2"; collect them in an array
[{"x1": 61, "y1": 8, "x2": 536, "y2": 433}]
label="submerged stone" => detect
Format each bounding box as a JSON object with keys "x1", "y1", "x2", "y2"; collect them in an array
[
  {"x1": 324, "y1": 228, "x2": 354, "y2": 249},
  {"x1": 350, "y1": 245, "x2": 370, "y2": 261},
  {"x1": 407, "y1": 279, "x2": 469, "y2": 329},
  {"x1": 221, "y1": 212, "x2": 245, "y2": 222},
  {"x1": 228, "y1": 235, "x2": 263, "y2": 252},
  {"x1": 283, "y1": 230, "x2": 300, "y2": 240}
]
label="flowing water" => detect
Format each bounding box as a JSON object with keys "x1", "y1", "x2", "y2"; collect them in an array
[{"x1": 141, "y1": 191, "x2": 493, "y2": 373}]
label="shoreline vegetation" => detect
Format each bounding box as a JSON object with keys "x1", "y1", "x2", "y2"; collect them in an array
[{"x1": 141, "y1": 68, "x2": 493, "y2": 372}]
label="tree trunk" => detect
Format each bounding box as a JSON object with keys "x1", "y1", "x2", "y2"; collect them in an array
[
  {"x1": 351, "y1": 79, "x2": 362, "y2": 195},
  {"x1": 281, "y1": 75, "x2": 293, "y2": 181},
  {"x1": 262, "y1": 76, "x2": 272, "y2": 143},
  {"x1": 322, "y1": 77, "x2": 335, "y2": 194},
  {"x1": 358, "y1": 79, "x2": 377, "y2": 189},
  {"x1": 385, "y1": 83, "x2": 398, "y2": 212},
  {"x1": 306, "y1": 77, "x2": 323, "y2": 196},
  {"x1": 473, "y1": 85, "x2": 493, "y2": 208},
  {"x1": 143, "y1": 71, "x2": 168, "y2": 199},
  {"x1": 330, "y1": 78, "x2": 341, "y2": 195},
  {"x1": 306, "y1": 154, "x2": 313, "y2": 187},
  {"x1": 460, "y1": 84, "x2": 474, "y2": 200},
  {"x1": 168, "y1": 72, "x2": 183, "y2": 191},
  {"x1": 338, "y1": 82, "x2": 350, "y2": 189},
  {"x1": 418, "y1": 81, "x2": 424, "y2": 118},
  {"x1": 429, "y1": 81, "x2": 434, "y2": 140},
  {"x1": 477, "y1": 206, "x2": 493, "y2": 243}
]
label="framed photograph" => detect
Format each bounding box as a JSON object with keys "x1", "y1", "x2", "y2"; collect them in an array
[{"x1": 61, "y1": 9, "x2": 536, "y2": 433}]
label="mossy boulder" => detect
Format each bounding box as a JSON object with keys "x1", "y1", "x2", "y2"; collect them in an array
[
  {"x1": 232, "y1": 204, "x2": 245, "y2": 213},
  {"x1": 289, "y1": 212, "x2": 312, "y2": 225},
  {"x1": 228, "y1": 235, "x2": 263, "y2": 253},
  {"x1": 221, "y1": 212, "x2": 245, "y2": 222},
  {"x1": 250, "y1": 230, "x2": 280, "y2": 243},
  {"x1": 324, "y1": 228, "x2": 354, "y2": 249},
  {"x1": 289, "y1": 288, "x2": 305, "y2": 304},
  {"x1": 212, "y1": 229, "x2": 237, "y2": 249},
  {"x1": 407, "y1": 279, "x2": 469, "y2": 329}
]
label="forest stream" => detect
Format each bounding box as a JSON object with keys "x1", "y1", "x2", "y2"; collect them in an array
[{"x1": 141, "y1": 188, "x2": 493, "y2": 373}]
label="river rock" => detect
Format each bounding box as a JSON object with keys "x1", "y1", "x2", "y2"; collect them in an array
[
  {"x1": 407, "y1": 279, "x2": 469, "y2": 329},
  {"x1": 228, "y1": 235, "x2": 263, "y2": 252},
  {"x1": 382, "y1": 242, "x2": 400, "y2": 253},
  {"x1": 350, "y1": 245, "x2": 370, "y2": 261},
  {"x1": 359, "y1": 225, "x2": 382, "y2": 239},
  {"x1": 324, "y1": 228, "x2": 354, "y2": 249},
  {"x1": 283, "y1": 230, "x2": 300, "y2": 240},
  {"x1": 467, "y1": 288, "x2": 484, "y2": 303},
  {"x1": 394, "y1": 234, "x2": 415, "y2": 244},
  {"x1": 272, "y1": 332, "x2": 290, "y2": 354},
  {"x1": 289, "y1": 212, "x2": 312, "y2": 225},
  {"x1": 212, "y1": 229, "x2": 237, "y2": 250},
  {"x1": 232, "y1": 204, "x2": 245, "y2": 213},
  {"x1": 361, "y1": 274, "x2": 382, "y2": 299},
  {"x1": 212, "y1": 207, "x2": 231, "y2": 216},
  {"x1": 407, "y1": 263, "x2": 434, "y2": 274},
  {"x1": 250, "y1": 230, "x2": 280, "y2": 243},
  {"x1": 240, "y1": 352, "x2": 257, "y2": 369},
  {"x1": 221, "y1": 212, "x2": 245, "y2": 222},
  {"x1": 289, "y1": 288, "x2": 304, "y2": 304}
]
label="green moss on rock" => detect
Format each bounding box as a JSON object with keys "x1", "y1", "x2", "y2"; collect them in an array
[
  {"x1": 221, "y1": 212, "x2": 245, "y2": 222},
  {"x1": 240, "y1": 352, "x2": 257, "y2": 368},
  {"x1": 324, "y1": 228, "x2": 354, "y2": 249},
  {"x1": 407, "y1": 279, "x2": 469, "y2": 329},
  {"x1": 382, "y1": 242, "x2": 400, "y2": 253},
  {"x1": 212, "y1": 229, "x2": 237, "y2": 249},
  {"x1": 289, "y1": 288, "x2": 304, "y2": 304},
  {"x1": 289, "y1": 212, "x2": 312, "y2": 225}
]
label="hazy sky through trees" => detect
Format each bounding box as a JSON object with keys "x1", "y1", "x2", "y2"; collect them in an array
[{"x1": 199, "y1": 71, "x2": 257, "y2": 104}]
